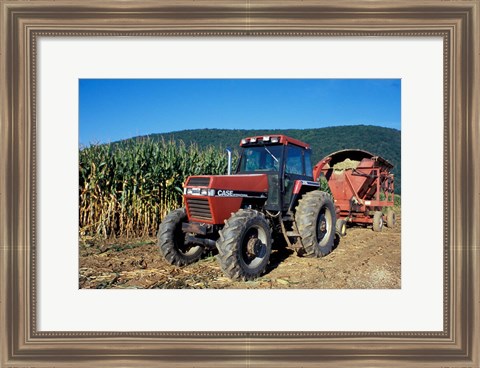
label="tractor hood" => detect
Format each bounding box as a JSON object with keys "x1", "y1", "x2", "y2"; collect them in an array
[
  {"x1": 183, "y1": 174, "x2": 269, "y2": 224},
  {"x1": 184, "y1": 174, "x2": 269, "y2": 198}
]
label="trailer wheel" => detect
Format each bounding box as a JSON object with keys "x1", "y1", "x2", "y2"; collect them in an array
[
  {"x1": 157, "y1": 208, "x2": 203, "y2": 266},
  {"x1": 216, "y1": 209, "x2": 272, "y2": 281},
  {"x1": 295, "y1": 191, "x2": 336, "y2": 257},
  {"x1": 373, "y1": 211, "x2": 384, "y2": 232},
  {"x1": 336, "y1": 219, "x2": 347, "y2": 237},
  {"x1": 386, "y1": 209, "x2": 396, "y2": 228}
]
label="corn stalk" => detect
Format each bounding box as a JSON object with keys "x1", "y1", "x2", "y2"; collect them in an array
[{"x1": 79, "y1": 138, "x2": 237, "y2": 239}]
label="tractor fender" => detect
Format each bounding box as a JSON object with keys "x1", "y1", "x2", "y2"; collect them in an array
[{"x1": 289, "y1": 180, "x2": 321, "y2": 212}]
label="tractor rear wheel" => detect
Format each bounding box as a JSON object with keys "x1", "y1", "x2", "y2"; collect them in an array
[
  {"x1": 386, "y1": 209, "x2": 396, "y2": 228},
  {"x1": 373, "y1": 211, "x2": 384, "y2": 232},
  {"x1": 295, "y1": 191, "x2": 336, "y2": 257},
  {"x1": 216, "y1": 209, "x2": 272, "y2": 281},
  {"x1": 157, "y1": 208, "x2": 204, "y2": 266}
]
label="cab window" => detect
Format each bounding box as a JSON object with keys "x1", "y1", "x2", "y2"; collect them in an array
[
  {"x1": 304, "y1": 149, "x2": 313, "y2": 177},
  {"x1": 286, "y1": 145, "x2": 305, "y2": 175},
  {"x1": 238, "y1": 145, "x2": 282, "y2": 172}
]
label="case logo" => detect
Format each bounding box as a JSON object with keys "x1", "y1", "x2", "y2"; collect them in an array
[{"x1": 217, "y1": 190, "x2": 235, "y2": 197}]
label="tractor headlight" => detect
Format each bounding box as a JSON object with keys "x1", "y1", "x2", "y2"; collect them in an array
[{"x1": 185, "y1": 187, "x2": 215, "y2": 196}]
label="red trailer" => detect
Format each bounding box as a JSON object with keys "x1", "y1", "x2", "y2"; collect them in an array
[{"x1": 313, "y1": 149, "x2": 396, "y2": 233}]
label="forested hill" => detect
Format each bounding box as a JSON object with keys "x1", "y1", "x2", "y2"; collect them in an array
[{"x1": 135, "y1": 125, "x2": 401, "y2": 193}]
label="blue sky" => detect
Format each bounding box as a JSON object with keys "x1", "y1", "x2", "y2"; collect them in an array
[{"x1": 79, "y1": 79, "x2": 401, "y2": 146}]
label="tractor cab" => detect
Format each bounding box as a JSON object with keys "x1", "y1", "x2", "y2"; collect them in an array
[{"x1": 236, "y1": 135, "x2": 315, "y2": 212}]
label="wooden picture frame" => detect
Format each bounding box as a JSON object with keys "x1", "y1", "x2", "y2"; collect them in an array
[{"x1": 1, "y1": 1, "x2": 478, "y2": 367}]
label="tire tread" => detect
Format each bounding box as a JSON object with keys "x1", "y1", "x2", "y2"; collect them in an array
[
  {"x1": 216, "y1": 209, "x2": 271, "y2": 281},
  {"x1": 295, "y1": 191, "x2": 336, "y2": 257},
  {"x1": 157, "y1": 208, "x2": 203, "y2": 266}
]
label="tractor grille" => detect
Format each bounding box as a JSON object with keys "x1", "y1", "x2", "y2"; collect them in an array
[
  {"x1": 186, "y1": 198, "x2": 212, "y2": 221},
  {"x1": 187, "y1": 177, "x2": 211, "y2": 187}
]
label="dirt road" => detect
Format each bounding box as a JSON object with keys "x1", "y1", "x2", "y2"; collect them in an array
[{"x1": 79, "y1": 213, "x2": 400, "y2": 289}]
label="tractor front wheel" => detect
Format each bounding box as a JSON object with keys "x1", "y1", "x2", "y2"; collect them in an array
[
  {"x1": 295, "y1": 191, "x2": 336, "y2": 257},
  {"x1": 216, "y1": 209, "x2": 272, "y2": 281},
  {"x1": 157, "y1": 208, "x2": 204, "y2": 266}
]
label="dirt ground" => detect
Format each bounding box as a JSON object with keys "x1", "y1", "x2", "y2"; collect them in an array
[{"x1": 79, "y1": 213, "x2": 401, "y2": 289}]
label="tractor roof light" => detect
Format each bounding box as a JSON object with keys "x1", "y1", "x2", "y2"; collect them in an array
[
  {"x1": 271, "y1": 136, "x2": 279, "y2": 143},
  {"x1": 250, "y1": 137, "x2": 257, "y2": 143},
  {"x1": 241, "y1": 139, "x2": 248, "y2": 145},
  {"x1": 263, "y1": 136, "x2": 270, "y2": 141}
]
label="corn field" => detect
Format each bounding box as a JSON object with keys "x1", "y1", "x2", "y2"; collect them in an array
[{"x1": 79, "y1": 138, "x2": 235, "y2": 239}]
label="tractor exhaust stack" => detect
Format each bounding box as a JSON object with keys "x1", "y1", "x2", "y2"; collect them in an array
[{"x1": 226, "y1": 147, "x2": 232, "y2": 175}]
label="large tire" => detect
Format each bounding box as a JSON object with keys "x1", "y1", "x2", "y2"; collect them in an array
[
  {"x1": 157, "y1": 208, "x2": 203, "y2": 266},
  {"x1": 295, "y1": 191, "x2": 336, "y2": 257},
  {"x1": 373, "y1": 211, "x2": 384, "y2": 232},
  {"x1": 386, "y1": 209, "x2": 396, "y2": 228},
  {"x1": 216, "y1": 209, "x2": 272, "y2": 281}
]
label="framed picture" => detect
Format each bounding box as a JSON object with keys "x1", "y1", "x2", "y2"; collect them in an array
[{"x1": 1, "y1": 1, "x2": 478, "y2": 367}]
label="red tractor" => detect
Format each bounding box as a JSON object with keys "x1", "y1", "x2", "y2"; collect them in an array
[{"x1": 158, "y1": 134, "x2": 337, "y2": 281}]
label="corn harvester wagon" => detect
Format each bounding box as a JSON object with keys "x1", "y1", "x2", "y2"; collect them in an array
[{"x1": 313, "y1": 149, "x2": 396, "y2": 235}]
